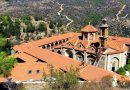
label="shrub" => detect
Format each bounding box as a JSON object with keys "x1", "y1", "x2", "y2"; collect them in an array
[
  {"x1": 127, "y1": 59, "x2": 130, "y2": 64},
  {"x1": 116, "y1": 67, "x2": 126, "y2": 76},
  {"x1": 0, "y1": 52, "x2": 17, "y2": 77},
  {"x1": 124, "y1": 64, "x2": 130, "y2": 71},
  {"x1": 45, "y1": 65, "x2": 79, "y2": 90}
]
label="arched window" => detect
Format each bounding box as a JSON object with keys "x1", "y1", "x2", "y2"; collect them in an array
[
  {"x1": 87, "y1": 55, "x2": 96, "y2": 65},
  {"x1": 42, "y1": 45, "x2": 45, "y2": 49},
  {"x1": 110, "y1": 57, "x2": 119, "y2": 72},
  {"x1": 76, "y1": 52, "x2": 84, "y2": 61},
  {"x1": 65, "y1": 49, "x2": 73, "y2": 58},
  {"x1": 57, "y1": 50, "x2": 62, "y2": 54}
]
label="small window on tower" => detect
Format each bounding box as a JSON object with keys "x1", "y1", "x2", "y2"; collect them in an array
[
  {"x1": 85, "y1": 34, "x2": 88, "y2": 39},
  {"x1": 89, "y1": 34, "x2": 94, "y2": 40}
]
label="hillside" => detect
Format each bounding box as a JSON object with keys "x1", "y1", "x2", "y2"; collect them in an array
[{"x1": 0, "y1": 0, "x2": 130, "y2": 37}]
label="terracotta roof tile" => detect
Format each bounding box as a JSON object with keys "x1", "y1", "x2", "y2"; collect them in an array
[
  {"x1": 106, "y1": 41, "x2": 127, "y2": 54},
  {"x1": 10, "y1": 63, "x2": 47, "y2": 81},
  {"x1": 79, "y1": 65, "x2": 114, "y2": 81},
  {"x1": 10, "y1": 28, "x2": 130, "y2": 82},
  {"x1": 22, "y1": 47, "x2": 80, "y2": 71},
  {"x1": 13, "y1": 45, "x2": 130, "y2": 81},
  {"x1": 0, "y1": 63, "x2": 49, "y2": 82},
  {"x1": 109, "y1": 36, "x2": 130, "y2": 45},
  {"x1": 15, "y1": 53, "x2": 38, "y2": 63},
  {"x1": 28, "y1": 32, "x2": 79, "y2": 46},
  {"x1": 79, "y1": 65, "x2": 130, "y2": 81},
  {"x1": 81, "y1": 25, "x2": 98, "y2": 32}
]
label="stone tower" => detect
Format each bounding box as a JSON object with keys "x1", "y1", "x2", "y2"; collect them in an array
[{"x1": 99, "y1": 19, "x2": 109, "y2": 48}]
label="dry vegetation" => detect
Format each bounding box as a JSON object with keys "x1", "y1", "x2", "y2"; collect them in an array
[{"x1": 0, "y1": 0, "x2": 130, "y2": 37}]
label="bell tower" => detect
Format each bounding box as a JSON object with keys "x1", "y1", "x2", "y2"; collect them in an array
[{"x1": 99, "y1": 19, "x2": 109, "y2": 48}]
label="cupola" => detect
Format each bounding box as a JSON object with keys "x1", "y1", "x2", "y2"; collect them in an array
[{"x1": 81, "y1": 25, "x2": 98, "y2": 41}]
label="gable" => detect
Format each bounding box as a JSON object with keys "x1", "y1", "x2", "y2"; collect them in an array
[
  {"x1": 66, "y1": 42, "x2": 73, "y2": 47},
  {"x1": 87, "y1": 46, "x2": 96, "y2": 53}
]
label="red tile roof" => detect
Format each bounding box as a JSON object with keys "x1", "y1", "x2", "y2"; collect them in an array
[
  {"x1": 107, "y1": 41, "x2": 127, "y2": 52},
  {"x1": 0, "y1": 63, "x2": 49, "y2": 82},
  {"x1": 12, "y1": 45, "x2": 130, "y2": 81},
  {"x1": 28, "y1": 32, "x2": 79, "y2": 46},
  {"x1": 15, "y1": 53, "x2": 38, "y2": 63},
  {"x1": 79, "y1": 65, "x2": 130, "y2": 81},
  {"x1": 109, "y1": 36, "x2": 130, "y2": 45},
  {"x1": 10, "y1": 24, "x2": 130, "y2": 82},
  {"x1": 81, "y1": 25, "x2": 98, "y2": 33},
  {"x1": 23, "y1": 47, "x2": 80, "y2": 71}
]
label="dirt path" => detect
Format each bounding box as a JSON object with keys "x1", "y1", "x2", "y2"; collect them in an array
[{"x1": 57, "y1": 2, "x2": 74, "y2": 28}]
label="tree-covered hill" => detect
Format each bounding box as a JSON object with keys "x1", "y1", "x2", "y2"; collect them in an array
[{"x1": 0, "y1": 0, "x2": 130, "y2": 37}]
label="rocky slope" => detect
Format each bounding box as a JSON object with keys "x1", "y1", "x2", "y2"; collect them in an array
[{"x1": 0, "y1": 0, "x2": 130, "y2": 37}]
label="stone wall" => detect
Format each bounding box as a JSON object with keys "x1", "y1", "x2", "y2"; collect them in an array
[{"x1": 23, "y1": 83, "x2": 49, "y2": 90}]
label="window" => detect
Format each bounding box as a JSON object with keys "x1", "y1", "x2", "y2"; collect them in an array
[
  {"x1": 78, "y1": 56, "x2": 83, "y2": 61},
  {"x1": 28, "y1": 70, "x2": 32, "y2": 74},
  {"x1": 42, "y1": 45, "x2": 45, "y2": 49},
  {"x1": 36, "y1": 70, "x2": 40, "y2": 74},
  {"x1": 89, "y1": 34, "x2": 94, "y2": 40},
  {"x1": 112, "y1": 63, "x2": 116, "y2": 72},
  {"x1": 78, "y1": 44, "x2": 82, "y2": 48}
]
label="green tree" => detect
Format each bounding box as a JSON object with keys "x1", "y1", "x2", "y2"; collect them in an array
[
  {"x1": 0, "y1": 37, "x2": 12, "y2": 53},
  {"x1": 0, "y1": 15, "x2": 12, "y2": 37},
  {"x1": 127, "y1": 59, "x2": 130, "y2": 64},
  {"x1": 116, "y1": 67, "x2": 126, "y2": 76},
  {"x1": 84, "y1": 12, "x2": 103, "y2": 26},
  {"x1": 12, "y1": 19, "x2": 21, "y2": 38},
  {"x1": 124, "y1": 64, "x2": 130, "y2": 71},
  {"x1": 0, "y1": 38, "x2": 7, "y2": 51},
  {"x1": 45, "y1": 65, "x2": 79, "y2": 90},
  {"x1": 26, "y1": 22, "x2": 35, "y2": 33},
  {"x1": 38, "y1": 23, "x2": 46, "y2": 32},
  {"x1": 0, "y1": 52, "x2": 17, "y2": 77}
]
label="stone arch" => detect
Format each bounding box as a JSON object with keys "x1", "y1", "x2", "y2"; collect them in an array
[
  {"x1": 110, "y1": 57, "x2": 119, "y2": 72},
  {"x1": 63, "y1": 39, "x2": 66, "y2": 43},
  {"x1": 76, "y1": 52, "x2": 84, "y2": 61},
  {"x1": 87, "y1": 55, "x2": 96, "y2": 65},
  {"x1": 57, "y1": 50, "x2": 62, "y2": 54},
  {"x1": 59, "y1": 40, "x2": 62, "y2": 44},
  {"x1": 51, "y1": 43, "x2": 54, "y2": 48},
  {"x1": 55, "y1": 41, "x2": 58, "y2": 46},
  {"x1": 42, "y1": 45, "x2": 45, "y2": 49},
  {"x1": 65, "y1": 49, "x2": 73, "y2": 58},
  {"x1": 47, "y1": 44, "x2": 50, "y2": 49}
]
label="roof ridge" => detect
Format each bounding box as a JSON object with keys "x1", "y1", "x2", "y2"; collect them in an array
[{"x1": 74, "y1": 39, "x2": 79, "y2": 46}]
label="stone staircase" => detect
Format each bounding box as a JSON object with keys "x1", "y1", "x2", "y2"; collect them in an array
[
  {"x1": 96, "y1": 55, "x2": 105, "y2": 69},
  {"x1": 94, "y1": 48, "x2": 105, "y2": 69}
]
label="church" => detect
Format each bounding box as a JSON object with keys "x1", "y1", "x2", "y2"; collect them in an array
[
  {"x1": 5, "y1": 19, "x2": 130, "y2": 82},
  {"x1": 43, "y1": 19, "x2": 130, "y2": 72}
]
